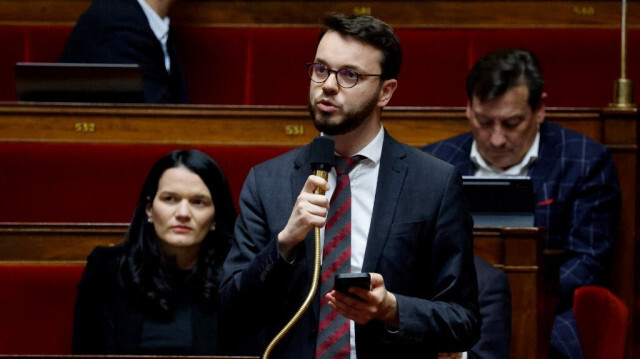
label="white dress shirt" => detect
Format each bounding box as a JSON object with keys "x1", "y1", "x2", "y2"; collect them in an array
[
  {"x1": 470, "y1": 131, "x2": 540, "y2": 177},
  {"x1": 322, "y1": 125, "x2": 384, "y2": 359},
  {"x1": 136, "y1": 0, "x2": 171, "y2": 72}
]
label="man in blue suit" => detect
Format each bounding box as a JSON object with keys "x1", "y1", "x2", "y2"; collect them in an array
[
  {"x1": 220, "y1": 14, "x2": 480, "y2": 359},
  {"x1": 60, "y1": 0, "x2": 188, "y2": 104},
  {"x1": 423, "y1": 48, "x2": 621, "y2": 359},
  {"x1": 439, "y1": 256, "x2": 511, "y2": 359}
]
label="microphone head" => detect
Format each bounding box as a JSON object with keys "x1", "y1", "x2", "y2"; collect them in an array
[{"x1": 310, "y1": 136, "x2": 335, "y2": 171}]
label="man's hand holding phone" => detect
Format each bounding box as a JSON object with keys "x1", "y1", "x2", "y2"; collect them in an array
[
  {"x1": 327, "y1": 272, "x2": 398, "y2": 327},
  {"x1": 334, "y1": 272, "x2": 371, "y2": 299}
]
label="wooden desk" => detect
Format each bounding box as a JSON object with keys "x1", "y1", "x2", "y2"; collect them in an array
[{"x1": 474, "y1": 227, "x2": 548, "y2": 359}]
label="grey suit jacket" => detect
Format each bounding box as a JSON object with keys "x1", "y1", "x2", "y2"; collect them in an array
[{"x1": 219, "y1": 131, "x2": 480, "y2": 358}]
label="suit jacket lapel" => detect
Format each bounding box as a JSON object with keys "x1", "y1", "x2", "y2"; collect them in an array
[
  {"x1": 528, "y1": 123, "x2": 559, "y2": 195},
  {"x1": 362, "y1": 133, "x2": 408, "y2": 272},
  {"x1": 457, "y1": 158, "x2": 476, "y2": 176},
  {"x1": 454, "y1": 134, "x2": 476, "y2": 176}
]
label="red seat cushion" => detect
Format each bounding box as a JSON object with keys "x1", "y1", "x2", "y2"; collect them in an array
[
  {"x1": 3, "y1": 25, "x2": 640, "y2": 106},
  {"x1": 393, "y1": 29, "x2": 469, "y2": 106},
  {"x1": 175, "y1": 28, "x2": 251, "y2": 105},
  {"x1": 573, "y1": 285, "x2": 628, "y2": 359},
  {"x1": 0, "y1": 26, "x2": 26, "y2": 101},
  {"x1": 24, "y1": 26, "x2": 73, "y2": 63},
  {"x1": 0, "y1": 143, "x2": 291, "y2": 222},
  {"x1": 248, "y1": 28, "x2": 319, "y2": 106},
  {"x1": 0, "y1": 264, "x2": 85, "y2": 354}
]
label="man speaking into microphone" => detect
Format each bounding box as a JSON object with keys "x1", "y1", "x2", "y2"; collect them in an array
[{"x1": 219, "y1": 14, "x2": 480, "y2": 358}]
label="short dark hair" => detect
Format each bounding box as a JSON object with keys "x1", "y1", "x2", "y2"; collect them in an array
[
  {"x1": 466, "y1": 49, "x2": 544, "y2": 110},
  {"x1": 320, "y1": 13, "x2": 402, "y2": 81},
  {"x1": 121, "y1": 149, "x2": 236, "y2": 316}
]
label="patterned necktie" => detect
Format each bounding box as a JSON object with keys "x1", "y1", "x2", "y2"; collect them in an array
[{"x1": 316, "y1": 155, "x2": 363, "y2": 359}]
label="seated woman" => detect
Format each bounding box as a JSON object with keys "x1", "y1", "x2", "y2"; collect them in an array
[{"x1": 72, "y1": 149, "x2": 236, "y2": 354}]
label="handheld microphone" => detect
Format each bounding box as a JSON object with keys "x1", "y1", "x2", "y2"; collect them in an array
[
  {"x1": 263, "y1": 135, "x2": 334, "y2": 359},
  {"x1": 310, "y1": 135, "x2": 335, "y2": 195}
]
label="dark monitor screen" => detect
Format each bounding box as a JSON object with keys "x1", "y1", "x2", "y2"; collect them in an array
[
  {"x1": 462, "y1": 176, "x2": 535, "y2": 227},
  {"x1": 15, "y1": 62, "x2": 144, "y2": 103}
]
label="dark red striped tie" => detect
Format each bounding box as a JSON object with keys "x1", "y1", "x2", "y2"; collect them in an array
[{"x1": 316, "y1": 155, "x2": 363, "y2": 359}]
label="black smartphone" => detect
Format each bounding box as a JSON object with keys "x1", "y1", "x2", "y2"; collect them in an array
[{"x1": 334, "y1": 272, "x2": 371, "y2": 299}]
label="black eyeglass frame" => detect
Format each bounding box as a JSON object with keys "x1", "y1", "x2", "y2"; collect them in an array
[{"x1": 306, "y1": 62, "x2": 383, "y2": 89}]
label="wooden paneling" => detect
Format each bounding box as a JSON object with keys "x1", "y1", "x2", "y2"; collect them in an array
[
  {"x1": 0, "y1": 1, "x2": 639, "y2": 28},
  {"x1": 475, "y1": 227, "x2": 548, "y2": 359},
  {"x1": 0, "y1": 103, "x2": 602, "y2": 147},
  {"x1": 0, "y1": 222, "x2": 126, "y2": 263}
]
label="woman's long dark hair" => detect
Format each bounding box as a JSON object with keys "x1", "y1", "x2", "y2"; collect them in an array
[{"x1": 120, "y1": 149, "x2": 236, "y2": 316}]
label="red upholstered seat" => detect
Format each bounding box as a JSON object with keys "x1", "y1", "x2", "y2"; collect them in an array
[
  {"x1": 0, "y1": 143, "x2": 291, "y2": 222},
  {"x1": 573, "y1": 285, "x2": 628, "y2": 359},
  {"x1": 175, "y1": 28, "x2": 251, "y2": 105},
  {"x1": 2, "y1": 25, "x2": 640, "y2": 106},
  {"x1": 0, "y1": 264, "x2": 85, "y2": 354},
  {"x1": 24, "y1": 26, "x2": 73, "y2": 63},
  {"x1": 248, "y1": 28, "x2": 318, "y2": 106},
  {"x1": 0, "y1": 26, "x2": 26, "y2": 101},
  {"x1": 392, "y1": 29, "x2": 469, "y2": 107},
  {"x1": 468, "y1": 28, "x2": 625, "y2": 108}
]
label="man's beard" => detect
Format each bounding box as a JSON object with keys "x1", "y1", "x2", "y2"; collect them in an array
[{"x1": 308, "y1": 92, "x2": 379, "y2": 136}]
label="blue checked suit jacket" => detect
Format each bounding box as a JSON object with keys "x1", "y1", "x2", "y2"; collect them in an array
[{"x1": 423, "y1": 122, "x2": 620, "y2": 358}]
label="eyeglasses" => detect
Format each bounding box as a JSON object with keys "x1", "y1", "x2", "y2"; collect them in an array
[{"x1": 307, "y1": 63, "x2": 382, "y2": 89}]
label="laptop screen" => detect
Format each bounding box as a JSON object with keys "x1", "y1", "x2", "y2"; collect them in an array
[
  {"x1": 462, "y1": 176, "x2": 535, "y2": 227},
  {"x1": 15, "y1": 62, "x2": 144, "y2": 103}
]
